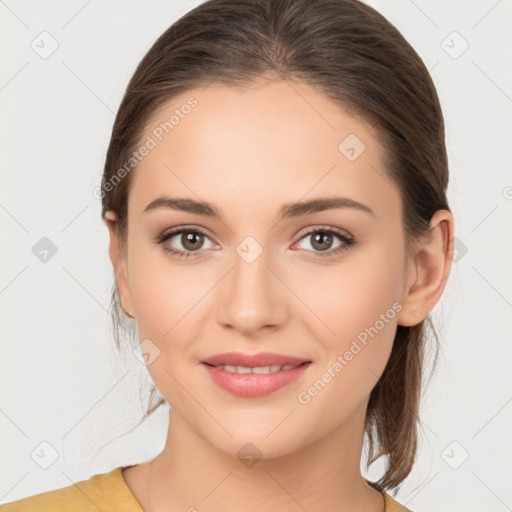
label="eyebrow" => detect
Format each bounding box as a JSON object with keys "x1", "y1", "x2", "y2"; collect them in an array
[{"x1": 143, "y1": 195, "x2": 375, "y2": 220}]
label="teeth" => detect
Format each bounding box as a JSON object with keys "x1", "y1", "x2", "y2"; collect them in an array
[
  {"x1": 213, "y1": 363, "x2": 301, "y2": 374},
  {"x1": 253, "y1": 365, "x2": 281, "y2": 374}
]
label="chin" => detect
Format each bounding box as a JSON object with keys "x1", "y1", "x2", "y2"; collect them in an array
[{"x1": 204, "y1": 427, "x2": 306, "y2": 465}]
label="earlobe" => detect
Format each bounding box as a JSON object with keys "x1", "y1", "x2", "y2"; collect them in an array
[
  {"x1": 397, "y1": 210, "x2": 454, "y2": 327},
  {"x1": 104, "y1": 211, "x2": 136, "y2": 319}
]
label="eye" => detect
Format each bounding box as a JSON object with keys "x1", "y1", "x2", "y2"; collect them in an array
[
  {"x1": 294, "y1": 227, "x2": 355, "y2": 257},
  {"x1": 155, "y1": 227, "x2": 217, "y2": 259},
  {"x1": 155, "y1": 225, "x2": 355, "y2": 260}
]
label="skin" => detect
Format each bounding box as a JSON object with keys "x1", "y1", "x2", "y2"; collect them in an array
[{"x1": 104, "y1": 79, "x2": 454, "y2": 512}]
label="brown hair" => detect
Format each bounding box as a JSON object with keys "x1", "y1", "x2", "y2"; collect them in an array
[{"x1": 100, "y1": 0, "x2": 450, "y2": 493}]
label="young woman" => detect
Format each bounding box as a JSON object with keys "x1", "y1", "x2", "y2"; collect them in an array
[{"x1": 2, "y1": 0, "x2": 454, "y2": 510}]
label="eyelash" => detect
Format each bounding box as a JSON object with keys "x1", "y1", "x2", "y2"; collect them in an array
[{"x1": 155, "y1": 226, "x2": 355, "y2": 260}]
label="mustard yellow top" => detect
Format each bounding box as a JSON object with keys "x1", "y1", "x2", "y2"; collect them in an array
[{"x1": 0, "y1": 466, "x2": 413, "y2": 511}]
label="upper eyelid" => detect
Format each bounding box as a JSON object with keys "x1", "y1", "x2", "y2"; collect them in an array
[
  {"x1": 160, "y1": 224, "x2": 350, "y2": 235},
  {"x1": 299, "y1": 226, "x2": 352, "y2": 238}
]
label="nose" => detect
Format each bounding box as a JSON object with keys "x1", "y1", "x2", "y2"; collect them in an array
[{"x1": 216, "y1": 241, "x2": 288, "y2": 337}]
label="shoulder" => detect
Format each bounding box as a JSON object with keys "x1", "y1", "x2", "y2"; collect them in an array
[
  {"x1": 383, "y1": 491, "x2": 415, "y2": 512},
  {"x1": 0, "y1": 466, "x2": 143, "y2": 512}
]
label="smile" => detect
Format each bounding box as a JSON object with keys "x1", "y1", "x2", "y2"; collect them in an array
[
  {"x1": 201, "y1": 361, "x2": 312, "y2": 397},
  {"x1": 207, "y1": 363, "x2": 302, "y2": 374}
]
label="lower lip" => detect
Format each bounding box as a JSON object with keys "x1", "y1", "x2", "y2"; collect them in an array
[{"x1": 202, "y1": 362, "x2": 311, "y2": 398}]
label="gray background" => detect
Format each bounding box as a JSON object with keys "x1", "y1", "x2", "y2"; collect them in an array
[{"x1": 1, "y1": 1, "x2": 511, "y2": 510}]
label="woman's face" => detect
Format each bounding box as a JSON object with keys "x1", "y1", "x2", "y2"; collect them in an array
[{"x1": 112, "y1": 79, "x2": 417, "y2": 458}]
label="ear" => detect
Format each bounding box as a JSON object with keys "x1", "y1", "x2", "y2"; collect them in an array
[
  {"x1": 397, "y1": 209, "x2": 454, "y2": 327},
  {"x1": 104, "y1": 210, "x2": 135, "y2": 319}
]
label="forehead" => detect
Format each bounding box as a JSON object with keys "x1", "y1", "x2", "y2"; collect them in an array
[{"x1": 129, "y1": 80, "x2": 401, "y2": 223}]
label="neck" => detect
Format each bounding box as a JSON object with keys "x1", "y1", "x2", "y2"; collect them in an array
[{"x1": 138, "y1": 403, "x2": 385, "y2": 512}]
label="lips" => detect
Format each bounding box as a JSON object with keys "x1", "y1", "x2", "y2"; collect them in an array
[{"x1": 201, "y1": 352, "x2": 312, "y2": 397}]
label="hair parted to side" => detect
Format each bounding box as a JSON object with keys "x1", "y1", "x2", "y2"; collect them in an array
[{"x1": 100, "y1": 0, "x2": 450, "y2": 493}]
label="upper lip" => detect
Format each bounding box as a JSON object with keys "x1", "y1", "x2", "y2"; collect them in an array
[{"x1": 202, "y1": 352, "x2": 311, "y2": 367}]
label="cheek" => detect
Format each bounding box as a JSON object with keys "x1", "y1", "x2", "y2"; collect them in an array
[
  {"x1": 296, "y1": 247, "x2": 403, "y2": 339},
  {"x1": 126, "y1": 256, "x2": 209, "y2": 402},
  {"x1": 291, "y1": 245, "x2": 403, "y2": 393},
  {"x1": 129, "y1": 262, "x2": 211, "y2": 340},
  {"x1": 293, "y1": 264, "x2": 401, "y2": 436}
]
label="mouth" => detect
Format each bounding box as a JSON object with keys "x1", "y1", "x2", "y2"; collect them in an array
[
  {"x1": 203, "y1": 361, "x2": 308, "y2": 373},
  {"x1": 200, "y1": 352, "x2": 312, "y2": 397}
]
